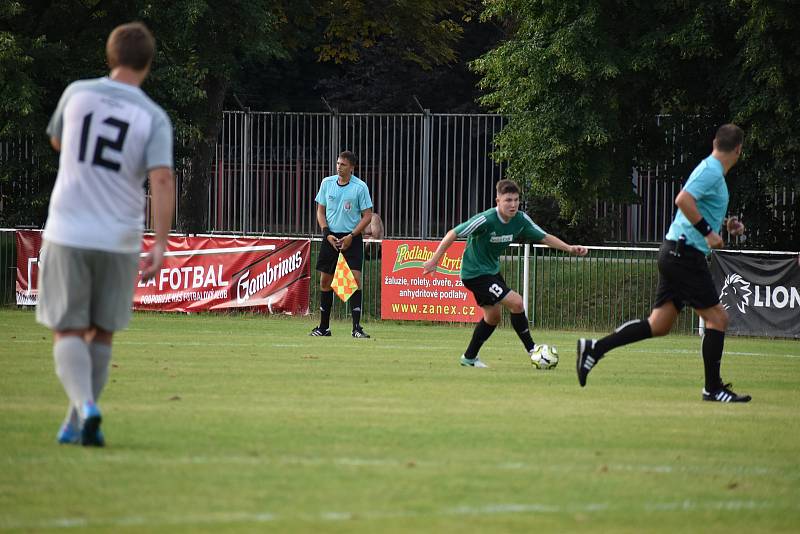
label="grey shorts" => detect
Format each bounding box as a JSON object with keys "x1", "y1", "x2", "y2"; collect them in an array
[{"x1": 36, "y1": 241, "x2": 140, "y2": 332}]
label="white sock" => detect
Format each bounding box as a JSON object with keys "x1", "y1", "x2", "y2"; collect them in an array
[
  {"x1": 89, "y1": 342, "x2": 113, "y2": 401},
  {"x1": 63, "y1": 341, "x2": 113, "y2": 429},
  {"x1": 53, "y1": 337, "x2": 93, "y2": 418}
]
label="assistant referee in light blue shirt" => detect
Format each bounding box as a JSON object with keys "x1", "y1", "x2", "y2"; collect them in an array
[{"x1": 310, "y1": 150, "x2": 374, "y2": 339}]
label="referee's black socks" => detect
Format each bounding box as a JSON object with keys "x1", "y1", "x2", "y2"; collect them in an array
[
  {"x1": 594, "y1": 319, "x2": 652, "y2": 359},
  {"x1": 319, "y1": 290, "x2": 334, "y2": 330},
  {"x1": 702, "y1": 328, "x2": 725, "y2": 391},
  {"x1": 350, "y1": 290, "x2": 363, "y2": 329}
]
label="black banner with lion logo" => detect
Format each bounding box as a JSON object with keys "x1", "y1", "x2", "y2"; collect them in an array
[{"x1": 710, "y1": 251, "x2": 800, "y2": 338}]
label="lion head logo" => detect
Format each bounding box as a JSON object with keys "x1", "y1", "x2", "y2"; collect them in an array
[{"x1": 719, "y1": 273, "x2": 752, "y2": 314}]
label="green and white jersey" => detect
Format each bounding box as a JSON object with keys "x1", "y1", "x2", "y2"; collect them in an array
[{"x1": 454, "y1": 207, "x2": 546, "y2": 280}]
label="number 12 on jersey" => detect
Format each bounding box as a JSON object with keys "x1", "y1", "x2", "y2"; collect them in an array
[{"x1": 78, "y1": 113, "x2": 129, "y2": 172}]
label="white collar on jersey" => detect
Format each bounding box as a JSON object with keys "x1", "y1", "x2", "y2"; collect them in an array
[{"x1": 495, "y1": 207, "x2": 510, "y2": 224}]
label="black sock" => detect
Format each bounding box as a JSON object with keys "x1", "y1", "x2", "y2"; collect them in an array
[
  {"x1": 509, "y1": 312, "x2": 535, "y2": 352},
  {"x1": 319, "y1": 290, "x2": 333, "y2": 330},
  {"x1": 350, "y1": 290, "x2": 362, "y2": 329},
  {"x1": 464, "y1": 319, "x2": 497, "y2": 359},
  {"x1": 702, "y1": 328, "x2": 725, "y2": 391},
  {"x1": 594, "y1": 319, "x2": 652, "y2": 359}
]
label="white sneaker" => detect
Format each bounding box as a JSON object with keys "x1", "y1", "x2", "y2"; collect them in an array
[{"x1": 460, "y1": 355, "x2": 488, "y2": 368}]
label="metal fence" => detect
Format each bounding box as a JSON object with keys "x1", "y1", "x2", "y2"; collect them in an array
[
  {"x1": 4, "y1": 111, "x2": 797, "y2": 246},
  {"x1": 203, "y1": 111, "x2": 797, "y2": 246},
  {"x1": 207, "y1": 111, "x2": 507, "y2": 239}
]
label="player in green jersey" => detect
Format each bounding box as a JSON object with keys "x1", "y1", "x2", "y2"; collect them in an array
[{"x1": 422, "y1": 179, "x2": 588, "y2": 367}]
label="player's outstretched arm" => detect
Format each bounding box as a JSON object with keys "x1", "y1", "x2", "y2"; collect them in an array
[
  {"x1": 540, "y1": 234, "x2": 588, "y2": 256},
  {"x1": 141, "y1": 167, "x2": 175, "y2": 281},
  {"x1": 422, "y1": 229, "x2": 458, "y2": 274}
]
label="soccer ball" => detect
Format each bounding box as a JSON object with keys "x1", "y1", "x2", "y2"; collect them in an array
[{"x1": 530, "y1": 344, "x2": 559, "y2": 370}]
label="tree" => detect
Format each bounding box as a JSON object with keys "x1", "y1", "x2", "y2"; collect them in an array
[
  {"x1": 472, "y1": 0, "x2": 799, "y2": 247},
  {"x1": 1, "y1": 0, "x2": 475, "y2": 231},
  {"x1": 166, "y1": 0, "x2": 474, "y2": 231},
  {"x1": 315, "y1": 15, "x2": 502, "y2": 113},
  {"x1": 143, "y1": 1, "x2": 288, "y2": 233},
  {"x1": 0, "y1": 0, "x2": 132, "y2": 225},
  {"x1": 727, "y1": 0, "x2": 800, "y2": 248}
]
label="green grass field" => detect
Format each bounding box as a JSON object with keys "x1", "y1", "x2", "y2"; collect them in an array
[{"x1": 1, "y1": 308, "x2": 799, "y2": 532}]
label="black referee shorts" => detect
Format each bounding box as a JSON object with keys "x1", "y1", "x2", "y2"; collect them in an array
[
  {"x1": 654, "y1": 240, "x2": 719, "y2": 311},
  {"x1": 316, "y1": 232, "x2": 364, "y2": 274}
]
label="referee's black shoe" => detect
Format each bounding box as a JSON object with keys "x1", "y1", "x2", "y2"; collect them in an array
[
  {"x1": 309, "y1": 326, "x2": 331, "y2": 337},
  {"x1": 576, "y1": 338, "x2": 598, "y2": 387},
  {"x1": 702, "y1": 383, "x2": 752, "y2": 403},
  {"x1": 352, "y1": 325, "x2": 371, "y2": 338}
]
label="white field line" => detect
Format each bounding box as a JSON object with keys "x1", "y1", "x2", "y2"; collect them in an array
[
  {"x1": 624, "y1": 348, "x2": 800, "y2": 358},
  {"x1": 6, "y1": 453, "x2": 797, "y2": 480},
  {"x1": 6, "y1": 339, "x2": 463, "y2": 352},
  {"x1": 0, "y1": 499, "x2": 787, "y2": 530},
  {"x1": 7, "y1": 338, "x2": 799, "y2": 358}
]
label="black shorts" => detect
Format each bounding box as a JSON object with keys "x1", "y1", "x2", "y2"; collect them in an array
[
  {"x1": 654, "y1": 240, "x2": 719, "y2": 311},
  {"x1": 462, "y1": 273, "x2": 512, "y2": 307},
  {"x1": 316, "y1": 232, "x2": 364, "y2": 274}
]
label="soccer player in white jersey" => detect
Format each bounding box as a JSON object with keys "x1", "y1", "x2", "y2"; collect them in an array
[
  {"x1": 37, "y1": 22, "x2": 174, "y2": 446},
  {"x1": 422, "y1": 180, "x2": 588, "y2": 368}
]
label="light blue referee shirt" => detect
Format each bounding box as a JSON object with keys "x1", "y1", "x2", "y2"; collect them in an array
[
  {"x1": 666, "y1": 155, "x2": 729, "y2": 256},
  {"x1": 315, "y1": 175, "x2": 373, "y2": 233}
]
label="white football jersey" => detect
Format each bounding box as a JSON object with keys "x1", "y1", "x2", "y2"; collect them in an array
[{"x1": 45, "y1": 77, "x2": 173, "y2": 253}]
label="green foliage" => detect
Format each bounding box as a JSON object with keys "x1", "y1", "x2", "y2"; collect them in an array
[
  {"x1": 140, "y1": 1, "x2": 288, "y2": 232},
  {"x1": 0, "y1": 0, "x2": 472, "y2": 231},
  {"x1": 313, "y1": 0, "x2": 471, "y2": 68},
  {"x1": 725, "y1": 0, "x2": 800, "y2": 248},
  {"x1": 473, "y1": 0, "x2": 799, "y2": 248},
  {"x1": 0, "y1": 0, "x2": 133, "y2": 226}
]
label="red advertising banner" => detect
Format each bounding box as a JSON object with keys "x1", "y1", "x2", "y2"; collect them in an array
[
  {"x1": 381, "y1": 239, "x2": 481, "y2": 322},
  {"x1": 15, "y1": 231, "x2": 310, "y2": 315},
  {"x1": 15, "y1": 230, "x2": 43, "y2": 306}
]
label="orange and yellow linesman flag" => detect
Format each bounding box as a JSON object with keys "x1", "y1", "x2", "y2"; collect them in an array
[{"x1": 330, "y1": 253, "x2": 358, "y2": 302}]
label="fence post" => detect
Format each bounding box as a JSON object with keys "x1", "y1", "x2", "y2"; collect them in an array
[
  {"x1": 241, "y1": 110, "x2": 251, "y2": 233},
  {"x1": 329, "y1": 108, "x2": 339, "y2": 171},
  {"x1": 523, "y1": 243, "x2": 530, "y2": 318},
  {"x1": 419, "y1": 108, "x2": 432, "y2": 239}
]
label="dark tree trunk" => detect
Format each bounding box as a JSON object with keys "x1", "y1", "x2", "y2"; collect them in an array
[{"x1": 178, "y1": 74, "x2": 229, "y2": 233}]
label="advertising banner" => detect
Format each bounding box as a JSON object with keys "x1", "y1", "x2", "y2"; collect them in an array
[
  {"x1": 710, "y1": 251, "x2": 800, "y2": 338},
  {"x1": 15, "y1": 231, "x2": 310, "y2": 315},
  {"x1": 381, "y1": 239, "x2": 481, "y2": 322},
  {"x1": 15, "y1": 230, "x2": 43, "y2": 306}
]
